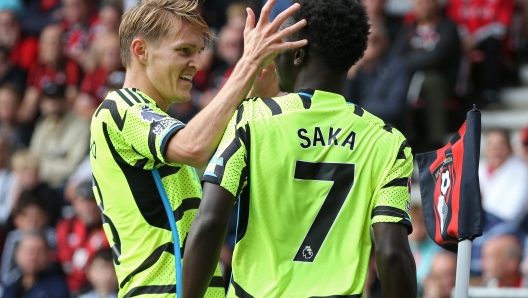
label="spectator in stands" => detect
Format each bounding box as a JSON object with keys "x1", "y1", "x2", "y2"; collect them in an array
[
  {"x1": 62, "y1": 0, "x2": 92, "y2": 64},
  {"x1": 408, "y1": 204, "x2": 440, "y2": 293},
  {"x1": 422, "y1": 252, "x2": 457, "y2": 298},
  {"x1": 29, "y1": 83, "x2": 89, "y2": 190},
  {"x1": 225, "y1": 2, "x2": 247, "y2": 31},
  {"x1": 361, "y1": 0, "x2": 400, "y2": 45},
  {"x1": 447, "y1": 0, "x2": 514, "y2": 105},
  {"x1": 0, "y1": 46, "x2": 25, "y2": 89},
  {"x1": 56, "y1": 180, "x2": 108, "y2": 293},
  {"x1": 1, "y1": 231, "x2": 69, "y2": 298},
  {"x1": 0, "y1": 135, "x2": 13, "y2": 228},
  {"x1": 481, "y1": 234, "x2": 528, "y2": 287},
  {"x1": 18, "y1": 24, "x2": 80, "y2": 123},
  {"x1": 1, "y1": 192, "x2": 56, "y2": 286},
  {"x1": 521, "y1": 125, "x2": 528, "y2": 164},
  {"x1": 20, "y1": 0, "x2": 61, "y2": 37},
  {"x1": 199, "y1": 25, "x2": 244, "y2": 109},
  {"x1": 0, "y1": 9, "x2": 38, "y2": 73},
  {"x1": 75, "y1": 33, "x2": 123, "y2": 120},
  {"x1": 392, "y1": 0, "x2": 461, "y2": 148},
  {"x1": 347, "y1": 19, "x2": 410, "y2": 129},
  {"x1": 8, "y1": 150, "x2": 61, "y2": 227},
  {"x1": 0, "y1": 1, "x2": 23, "y2": 18},
  {"x1": 479, "y1": 129, "x2": 528, "y2": 224},
  {"x1": 89, "y1": 3, "x2": 121, "y2": 40},
  {"x1": 0, "y1": 84, "x2": 32, "y2": 149},
  {"x1": 78, "y1": 249, "x2": 118, "y2": 298}
]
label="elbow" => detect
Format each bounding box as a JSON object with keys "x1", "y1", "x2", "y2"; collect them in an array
[
  {"x1": 185, "y1": 147, "x2": 209, "y2": 169},
  {"x1": 171, "y1": 143, "x2": 210, "y2": 168},
  {"x1": 376, "y1": 245, "x2": 415, "y2": 269}
]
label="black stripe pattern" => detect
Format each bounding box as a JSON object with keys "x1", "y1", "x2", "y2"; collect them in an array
[
  {"x1": 372, "y1": 206, "x2": 409, "y2": 219},
  {"x1": 232, "y1": 280, "x2": 254, "y2": 298},
  {"x1": 120, "y1": 242, "x2": 175, "y2": 288},
  {"x1": 115, "y1": 89, "x2": 134, "y2": 106},
  {"x1": 95, "y1": 100, "x2": 127, "y2": 131},
  {"x1": 353, "y1": 105, "x2": 364, "y2": 117},
  {"x1": 123, "y1": 285, "x2": 175, "y2": 298},
  {"x1": 396, "y1": 140, "x2": 410, "y2": 160},
  {"x1": 382, "y1": 177, "x2": 408, "y2": 188},
  {"x1": 262, "y1": 97, "x2": 282, "y2": 115}
]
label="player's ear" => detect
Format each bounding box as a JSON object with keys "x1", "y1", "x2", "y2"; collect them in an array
[
  {"x1": 293, "y1": 47, "x2": 305, "y2": 67},
  {"x1": 131, "y1": 38, "x2": 148, "y2": 65}
]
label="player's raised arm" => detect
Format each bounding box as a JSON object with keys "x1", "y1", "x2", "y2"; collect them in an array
[{"x1": 164, "y1": 0, "x2": 307, "y2": 168}]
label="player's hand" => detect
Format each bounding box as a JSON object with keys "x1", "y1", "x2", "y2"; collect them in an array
[
  {"x1": 249, "y1": 61, "x2": 280, "y2": 98},
  {"x1": 242, "y1": 0, "x2": 308, "y2": 71}
]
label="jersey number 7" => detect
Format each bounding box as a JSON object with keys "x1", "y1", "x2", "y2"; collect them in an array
[{"x1": 293, "y1": 161, "x2": 355, "y2": 262}]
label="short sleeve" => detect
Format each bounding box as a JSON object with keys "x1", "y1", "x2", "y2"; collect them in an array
[
  {"x1": 371, "y1": 141, "x2": 414, "y2": 234},
  {"x1": 202, "y1": 107, "x2": 248, "y2": 198},
  {"x1": 121, "y1": 103, "x2": 186, "y2": 167}
]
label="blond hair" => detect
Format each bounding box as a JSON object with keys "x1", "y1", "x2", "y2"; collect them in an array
[{"x1": 119, "y1": 0, "x2": 213, "y2": 66}]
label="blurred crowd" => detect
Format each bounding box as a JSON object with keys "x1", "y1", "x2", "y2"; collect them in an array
[{"x1": 0, "y1": 0, "x2": 526, "y2": 297}]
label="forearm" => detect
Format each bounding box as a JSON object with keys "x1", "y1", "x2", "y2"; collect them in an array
[
  {"x1": 182, "y1": 213, "x2": 230, "y2": 298},
  {"x1": 376, "y1": 246, "x2": 417, "y2": 298},
  {"x1": 166, "y1": 58, "x2": 259, "y2": 167}
]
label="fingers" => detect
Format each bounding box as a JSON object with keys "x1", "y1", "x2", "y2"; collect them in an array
[
  {"x1": 244, "y1": 7, "x2": 256, "y2": 37},
  {"x1": 270, "y1": 3, "x2": 301, "y2": 32},
  {"x1": 275, "y1": 18, "x2": 307, "y2": 40},
  {"x1": 274, "y1": 39, "x2": 308, "y2": 51},
  {"x1": 258, "y1": 0, "x2": 277, "y2": 28}
]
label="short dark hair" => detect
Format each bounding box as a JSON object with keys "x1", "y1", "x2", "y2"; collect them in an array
[
  {"x1": 13, "y1": 191, "x2": 48, "y2": 216},
  {"x1": 92, "y1": 248, "x2": 114, "y2": 263},
  {"x1": 289, "y1": 0, "x2": 370, "y2": 73}
]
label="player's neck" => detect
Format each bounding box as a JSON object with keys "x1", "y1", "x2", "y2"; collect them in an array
[
  {"x1": 295, "y1": 67, "x2": 347, "y2": 98},
  {"x1": 123, "y1": 66, "x2": 171, "y2": 111}
]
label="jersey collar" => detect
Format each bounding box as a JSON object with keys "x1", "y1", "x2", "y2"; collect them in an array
[
  {"x1": 124, "y1": 88, "x2": 160, "y2": 107},
  {"x1": 296, "y1": 88, "x2": 351, "y2": 106}
]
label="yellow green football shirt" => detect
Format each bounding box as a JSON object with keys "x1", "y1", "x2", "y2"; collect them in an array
[
  {"x1": 90, "y1": 88, "x2": 224, "y2": 298},
  {"x1": 203, "y1": 89, "x2": 413, "y2": 298}
]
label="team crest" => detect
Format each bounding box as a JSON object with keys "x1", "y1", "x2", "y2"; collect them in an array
[{"x1": 302, "y1": 246, "x2": 313, "y2": 260}]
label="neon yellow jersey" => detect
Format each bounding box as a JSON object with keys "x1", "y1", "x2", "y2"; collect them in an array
[
  {"x1": 90, "y1": 88, "x2": 224, "y2": 298},
  {"x1": 203, "y1": 89, "x2": 413, "y2": 298}
]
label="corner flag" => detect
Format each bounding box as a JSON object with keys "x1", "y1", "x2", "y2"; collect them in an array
[
  {"x1": 416, "y1": 106, "x2": 483, "y2": 252},
  {"x1": 416, "y1": 106, "x2": 483, "y2": 298}
]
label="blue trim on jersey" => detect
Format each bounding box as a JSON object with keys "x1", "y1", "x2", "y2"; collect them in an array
[
  {"x1": 160, "y1": 123, "x2": 186, "y2": 149},
  {"x1": 226, "y1": 199, "x2": 241, "y2": 298},
  {"x1": 404, "y1": 217, "x2": 411, "y2": 222},
  {"x1": 152, "y1": 169, "x2": 183, "y2": 298},
  {"x1": 297, "y1": 92, "x2": 313, "y2": 98},
  {"x1": 203, "y1": 171, "x2": 218, "y2": 178}
]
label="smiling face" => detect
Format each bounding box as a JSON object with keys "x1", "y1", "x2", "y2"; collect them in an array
[{"x1": 144, "y1": 20, "x2": 204, "y2": 104}]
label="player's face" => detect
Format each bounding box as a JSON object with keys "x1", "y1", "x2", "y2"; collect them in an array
[{"x1": 145, "y1": 21, "x2": 204, "y2": 105}]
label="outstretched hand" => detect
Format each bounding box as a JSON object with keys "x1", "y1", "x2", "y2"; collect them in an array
[{"x1": 242, "y1": 0, "x2": 308, "y2": 71}]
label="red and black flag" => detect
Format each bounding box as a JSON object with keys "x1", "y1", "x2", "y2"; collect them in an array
[{"x1": 416, "y1": 106, "x2": 483, "y2": 252}]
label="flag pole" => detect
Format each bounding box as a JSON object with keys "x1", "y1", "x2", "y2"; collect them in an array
[{"x1": 454, "y1": 239, "x2": 472, "y2": 298}]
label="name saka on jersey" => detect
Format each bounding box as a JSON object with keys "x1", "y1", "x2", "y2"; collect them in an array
[{"x1": 298, "y1": 127, "x2": 356, "y2": 150}]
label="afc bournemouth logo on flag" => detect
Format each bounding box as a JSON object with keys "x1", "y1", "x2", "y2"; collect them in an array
[{"x1": 431, "y1": 153, "x2": 455, "y2": 239}]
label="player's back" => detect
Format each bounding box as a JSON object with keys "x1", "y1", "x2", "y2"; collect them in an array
[{"x1": 214, "y1": 89, "x2": 413, "y2": 297}]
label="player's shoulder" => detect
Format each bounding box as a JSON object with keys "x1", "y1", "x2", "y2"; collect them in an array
[
  {"x1": 351, "y1": 105, "x2": 407, "y2": 144},
  {"x1": 93, "y1": 89, "x2": 168, "y2": 125},
  {"x1": 236, "y1": 92, "x2": 308, "y2": 123}
]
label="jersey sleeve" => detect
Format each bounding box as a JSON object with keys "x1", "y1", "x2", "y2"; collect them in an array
[
  {"x1": 202, "y1": 106, "x2": 249, "y2": 198},
  {"x1": 121, "y1": 103, "x2": 186, "y2": 167},
  {"x1": 371, "y1": 140, "x2": 414, "y2": 234}
]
